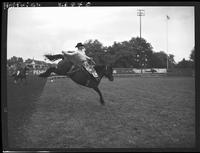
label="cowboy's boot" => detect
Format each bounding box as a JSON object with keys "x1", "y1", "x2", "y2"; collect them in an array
[{"x1": 90, "y1": 68, "x2": 99, "y2": 82}]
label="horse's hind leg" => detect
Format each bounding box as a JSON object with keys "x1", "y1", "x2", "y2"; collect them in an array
[
  {"x1": 93, "y1": 87, "x2": 105, "y2": 105},
  {"x1": 23, "y1": 77, "x2": 27, "y2": 84},
  {"x1": 13, "y1": 75, "x2": 18, "y2": 84},
  {"x1": 20, "y1": 77, "x2": 23, "y2": 83}
]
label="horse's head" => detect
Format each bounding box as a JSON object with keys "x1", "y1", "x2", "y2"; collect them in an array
[{"x1": 104, "y1": 65, "x2": 114, "y2": 81}]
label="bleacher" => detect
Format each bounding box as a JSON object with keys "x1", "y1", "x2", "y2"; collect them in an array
[
  {"x1": 167, "y1": 68, "x2": 194, "y2": 77},
  {"x1": 46, "y1": 68, "x2": 194, "y2": 80},
  {"x1": 113, "y1": 68, "x2": 167, "y2": 77},
  {"x1": 112, "y1": 68, "x2": 194, "y2": 77}
]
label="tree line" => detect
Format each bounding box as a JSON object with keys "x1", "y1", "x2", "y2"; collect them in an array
[
  {"x1": 83, "y1": 37, "x2": 194, "y2": 69},
  {"x1": 7, "y1": 56, "x2": 54, "y2": 68},
  {"x1": 7, "y1": 37, "x2": 194, "y2": 69}
]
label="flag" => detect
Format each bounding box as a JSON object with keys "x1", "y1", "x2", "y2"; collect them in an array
[{"x1": 167, "y1": 15, "x2": 170, "y2": 20}]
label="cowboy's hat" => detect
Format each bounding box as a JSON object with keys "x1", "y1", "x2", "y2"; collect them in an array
[{"x1": 75, "y1": 42, "x2": 85, "y2": 48}]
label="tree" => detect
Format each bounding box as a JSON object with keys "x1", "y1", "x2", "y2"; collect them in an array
[
  {"x1": 176, "y1": 58, "x2": 193, "y2": 68},
  {"x1": 25, "y1": 58, "x2": 33, "y2": 63},
  {"x1": 190, "y1": 48, "x2": 195, "y2": 62},
  {"x1": 106, "y1": 37, "x2": 154, "y2": 68},
  {"x1": 83, "y1": 37, "x2": 175, "y2": 69},
  {"x1": 18, "y1": 57, "x2": 23, "y2": 63},
  {"x1": 84, "y1": 39, "x2": 106, "y2": 65},
  {"x1": 7, "y1": 56, "x2": 24, "y2": 66},
  {"x1": 131, "y1": 37, "x2": 154, "y2": 69},
  {"x1": 106, "y1": 40, "x2": 136, "y2": 67},
  {"x1": 113, "y1": 55, "x2": 136, "y2": 68},
  {"x1": 168, "y1": 54, "x2": 176, "y2": 68},
  {"x1": 150, "y1": 51, "x2": 167, "y2": 68}
]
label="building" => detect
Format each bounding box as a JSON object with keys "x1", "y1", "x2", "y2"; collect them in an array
[{"x1": 25, "y1": 58, "x2": 48, "y2": 75}]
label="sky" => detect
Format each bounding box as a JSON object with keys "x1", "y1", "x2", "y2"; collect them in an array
[{"x1": 7, "y1": 6, "x2": 194, "y2": 63}]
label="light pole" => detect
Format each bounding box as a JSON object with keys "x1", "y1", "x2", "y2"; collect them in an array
[
  {"x1": 137, "y1": 9, "x2": 145, "y2": 73},
  {"x1": 137, "y1": 9, "x2": 145, "y2": 39}
]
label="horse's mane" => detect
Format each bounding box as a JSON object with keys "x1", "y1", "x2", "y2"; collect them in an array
[
  {"x1": 94, "y1": 64, "x2": 112, "y2": 72},
  {"x1": 94, "y1": 65, "x2": 105, "y2": 70},
  {"x1": 95, "y1": 64, "x2": 111, "y2": 68}
]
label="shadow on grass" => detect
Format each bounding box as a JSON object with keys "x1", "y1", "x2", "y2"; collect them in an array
[{"x1": 7, "y1": 75, "x2": 47, "y2": 148}]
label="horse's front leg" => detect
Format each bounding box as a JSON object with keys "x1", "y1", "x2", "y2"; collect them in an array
[
  {"x1": 23, "y1": 76, "x2": 28, "y2": 84},
  {"x1": 93, "y1": 87, "x2": 105, "y2": 105}
]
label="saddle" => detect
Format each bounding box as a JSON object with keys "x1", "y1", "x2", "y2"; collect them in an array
[{"x1": 67, "y1": 64, "x2": 99, "y2": 81}]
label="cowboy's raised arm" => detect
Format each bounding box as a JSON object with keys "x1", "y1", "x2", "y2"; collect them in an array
[
  {"x1": 84, "y1": 54, "x2": 91, "y2": 60},
  {"x1": 85, "y1": 55, "x2": 96, "y2": 64}
]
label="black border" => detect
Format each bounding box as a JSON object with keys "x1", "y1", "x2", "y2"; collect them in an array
[
  {"x1": 2, "y1": 2, "x2": 8, "y2": 151},
  {"x1": 1, "y1": 1, "x2": 200, "y2": 152},
  {"x1": 195, "y1": 2, "x2": 200, "y2": 153}
]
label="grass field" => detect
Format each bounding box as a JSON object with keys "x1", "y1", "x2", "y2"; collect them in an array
[
  {"x1": 7, "y1": 75, "x2": 47, "y2": 148},
  {"x1": 7, "y1": 76, "x2": 195, "y2": 148}
]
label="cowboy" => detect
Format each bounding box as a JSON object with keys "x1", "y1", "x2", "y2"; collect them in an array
[
  {"x1": 10, "y1": 64, "x2": 17, "y2": 76},
  {"x1": 62, "y1": 42, "x2": 99, "y2": 81},
  {"x1": 16, "y1": 62, "x2": 25, "y2": 76}
]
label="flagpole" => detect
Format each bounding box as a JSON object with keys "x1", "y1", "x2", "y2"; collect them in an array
[{"x1": 166, "y1": 15, "x2": 169, "y2": 70}]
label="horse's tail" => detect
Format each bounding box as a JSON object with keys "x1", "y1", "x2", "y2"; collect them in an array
[
  {"x1": 38, "y1": 67, "x2": 56, "y2": 78},
  {"x1": 44, "y1": 54, "x2": 64, "y2": 62}
]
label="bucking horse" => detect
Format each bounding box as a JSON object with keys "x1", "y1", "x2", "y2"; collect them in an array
[{"x1": 38, "y1": 53, "x2": 114, "y2": 105}]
